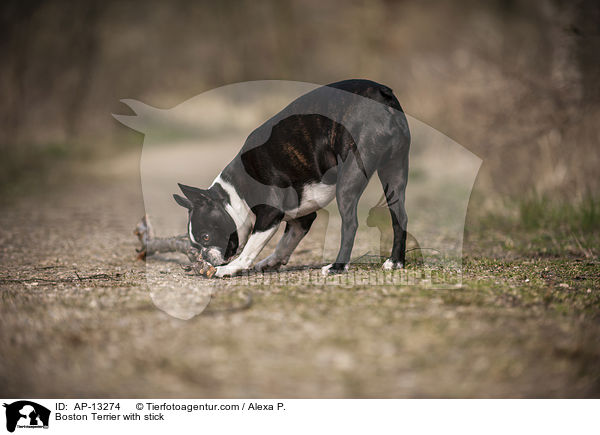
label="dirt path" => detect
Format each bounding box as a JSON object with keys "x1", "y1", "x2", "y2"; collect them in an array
[{"x1": 1, "y1": 152, "x2": 599, "y2": 398}]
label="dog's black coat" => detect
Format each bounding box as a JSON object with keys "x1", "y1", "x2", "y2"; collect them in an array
[{"x1": 174, "y1": 79, "x2": 410, "y2": 275}]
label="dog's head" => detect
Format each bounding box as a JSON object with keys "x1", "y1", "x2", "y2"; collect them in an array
[{"x1": 173, "y1": 183, "x2": 238, "y2": 265}]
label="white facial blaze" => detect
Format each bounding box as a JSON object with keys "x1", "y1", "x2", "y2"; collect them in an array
[
  {"x1": 188, "y1": 219, "x2": 198, "y2": 245},
  {"x1": 211, "y1": 174, "x2": 254, "y2": 249}
]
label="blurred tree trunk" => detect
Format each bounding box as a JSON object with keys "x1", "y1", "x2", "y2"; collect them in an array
[
  {"x1": 0, "y1": 0, "x2": 42, "y2": 180},
  {"x1": 574, "y1": 0, "x2": 600, "y2": 105},
  {"x1": 64, "y1": 1, "x2": 101, "y2": 144}
]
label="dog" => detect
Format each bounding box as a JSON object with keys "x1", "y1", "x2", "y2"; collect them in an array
[{"x1": 173, "y1": 79, "x2": 410, "y2": 277}]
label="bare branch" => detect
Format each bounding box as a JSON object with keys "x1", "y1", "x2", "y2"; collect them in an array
[{"x1": 134, "y1": 215, "x2": 216, "y2": 278}]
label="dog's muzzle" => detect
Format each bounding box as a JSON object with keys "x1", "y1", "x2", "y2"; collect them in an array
[{"x1": 201, "y1": 247, "x2": 226, "y2": 266}]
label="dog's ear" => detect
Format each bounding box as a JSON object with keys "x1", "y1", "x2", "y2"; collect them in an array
[
  {"x1": 178, "y1": 183, "x2": 210, "y2": 202},
  {"x1": 173, "y1": 194, "x2": 192, "y2": 210}
]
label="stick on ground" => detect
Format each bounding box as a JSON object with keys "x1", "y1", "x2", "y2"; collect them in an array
[{"x1": 134, "y1": 215, "x2": 216, "y2": 278}]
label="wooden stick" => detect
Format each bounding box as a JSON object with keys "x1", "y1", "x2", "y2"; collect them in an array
[{"x1": 134, "y1": 215, "x2": 216, "y2": 278}]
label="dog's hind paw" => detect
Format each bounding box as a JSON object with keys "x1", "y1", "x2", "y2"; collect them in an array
[
  {"x1": 382, "y1": 258, "x2": 404, "y2": 270},
  {"x1": 321, "y1": 263, "x2": 349, "y2": 275}
]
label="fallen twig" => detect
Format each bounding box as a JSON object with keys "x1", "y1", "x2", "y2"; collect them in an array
[{"x1": 134, "y1": 215, "x2": 216, "y2": 278}]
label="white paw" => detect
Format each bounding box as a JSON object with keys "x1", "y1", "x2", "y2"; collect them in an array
[
  {"x1": 215, "y1": 265, "x2": 240, "y2": 278},
  {"x1": 321, "y1": 263, "x2": 349, "y2": 275},
  {"x1": 382, "y1": 259, "x2": 404, "y2": 270},
  {"x1": 321, "y1": 264, "x2": 333, "y2": 276}
]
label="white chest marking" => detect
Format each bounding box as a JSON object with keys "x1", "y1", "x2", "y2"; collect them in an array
[{"x1": 285, "y1": 183, "x2": 336, "y2": 220}]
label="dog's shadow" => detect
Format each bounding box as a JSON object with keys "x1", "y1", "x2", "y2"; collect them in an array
[{"x1": 365, "y1": 197, "x2": 424, "y2": 266}]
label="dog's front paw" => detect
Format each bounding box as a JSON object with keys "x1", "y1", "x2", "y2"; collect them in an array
[
  {"x1": 215, "y1": 265, "x2": 240, "y2": 278},
  {"x1": 321, "y1": 263, "x2": 349, "y2": 275},
  {"x1": 382, "y1": 258, "x2": 404, "y2": 270},
  {"x1": 254, "y1": 255, "x2": 284, "y2": 272}
]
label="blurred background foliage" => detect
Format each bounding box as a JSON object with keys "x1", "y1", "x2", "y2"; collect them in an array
[{"x1": 0, "y1": 0, "x2": 598, "y2": 214}]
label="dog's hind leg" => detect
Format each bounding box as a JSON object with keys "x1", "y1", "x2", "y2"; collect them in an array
[
  {"x1": 322, "y1": 160, "x2": 372, "y2": 275},
  {"x1": 254, "y1": 212, "x2": 317, "y2": 272},
  {"x1": 376, "y1": 151, "x2": 409, "y2": 269}
]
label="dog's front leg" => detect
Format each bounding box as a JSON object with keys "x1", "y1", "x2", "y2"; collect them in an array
[
  {"x1": 215, "y1": 205, "x2": 283, "y2": 277},
  {"x1": 215, "y1": 226, "x2": 279, "y2": 277}
]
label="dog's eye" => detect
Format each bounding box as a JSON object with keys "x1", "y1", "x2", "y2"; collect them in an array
[{"x1": 201, "y1": 233, "x2": 210, "y2": 242}]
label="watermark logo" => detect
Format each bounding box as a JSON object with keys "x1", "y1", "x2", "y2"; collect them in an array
[
  {"x1": 114, "y1": 80, "x2": 481, "y2": 319},
  {"x1": 3, "y1": 401, "x2": 50, "y2": 433}
]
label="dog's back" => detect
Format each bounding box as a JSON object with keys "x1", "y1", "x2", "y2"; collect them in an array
[{"x1": 325, "y1": 79, "x2": 404, "y2": 112}]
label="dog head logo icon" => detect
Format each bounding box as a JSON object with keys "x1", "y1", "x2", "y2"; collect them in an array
[{"x1": 3, "y1": 401, "x2": 50, "y2": 433}]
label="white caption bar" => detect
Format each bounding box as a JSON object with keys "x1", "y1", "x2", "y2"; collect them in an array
[{"x1": 1, "y1": 399, "x2": 597, "y2": 434}]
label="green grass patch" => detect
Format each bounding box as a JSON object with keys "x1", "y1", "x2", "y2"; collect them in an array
[
  {"x1": 518, "y1": 193, "x2": 599, "y2": 233},
  {"x1": 466, "y1": 192, "x2": 600, "y2": 258}
]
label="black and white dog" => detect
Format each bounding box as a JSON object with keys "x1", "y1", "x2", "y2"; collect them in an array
[{"x1": 173, "y1": 79, "x2": 410, "y2": 277}]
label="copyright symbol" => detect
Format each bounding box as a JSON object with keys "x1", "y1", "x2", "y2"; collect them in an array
[{"x1": 136, "y1": 403, "x2": 144, "y2": 410}]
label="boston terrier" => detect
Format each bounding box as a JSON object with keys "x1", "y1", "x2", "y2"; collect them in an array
[{"x1": 173, "y1": 79, "x2": 410, "y2": 277}]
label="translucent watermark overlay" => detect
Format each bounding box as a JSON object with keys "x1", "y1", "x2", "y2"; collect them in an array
[{"x1": 114, "y1": 80, "x2": 481, "y2": 319}]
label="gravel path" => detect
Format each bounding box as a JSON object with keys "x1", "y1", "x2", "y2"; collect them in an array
[{"x1": 1, "y1": 152, "x2": 598, "y2": 398}]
